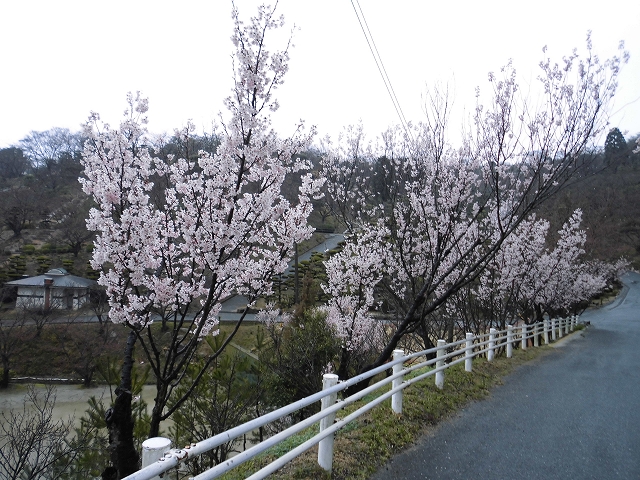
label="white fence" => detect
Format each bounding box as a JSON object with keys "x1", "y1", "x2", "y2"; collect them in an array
[{"x1": 124, "y1": 315, "x2": 579, "y2": 480}]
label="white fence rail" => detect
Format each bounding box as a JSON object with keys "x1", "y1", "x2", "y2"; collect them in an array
[{"x1": 124, "y1": 315, "x2": 579, "y2": 480}]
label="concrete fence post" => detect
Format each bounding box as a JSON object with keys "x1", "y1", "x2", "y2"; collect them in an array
[
  {"x1": 318, "y1": 373, "x2": 339, "y2": 472},
  {"x1": 570, "y1": 314, "x2": 575, "y2": 331},
  {"x1": 488, "y1": 328, "x2": 496, "y2": 362},
  {"x1": 534, "y1": 322, "x2": 540, "y2": 347},
  {"x1": 565, "y1": 317, "x2": 570, "y2": 335},
  {"x1": 391, "y1": 349, "x2": 404, "y2": 414},
  {"x1": 141, "y1": 437, "x2": 172, "y2": 480},
  {"x1": 465, "y1": 333, "x2": 474, "y2": 372},
  {"x1": 558, "y1": 318, "x2": 562, "y2": 337},
  {"x1": 521, "y1": 324, "x2": 527, "y2": 350},
  {"x1": 506, "y1": 325, "x2": 513, "y2": 358},
  {"x1": 544, "y1": 318, "x2": 549, "y2": 345},
  {"x1": 552, "y1": 318, "x2": 557, "y2": 341},
  {"x1": 435, "y1": 339, "x2": 446, "y2": 389}
]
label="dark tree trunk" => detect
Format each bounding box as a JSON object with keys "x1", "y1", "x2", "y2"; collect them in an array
[
  {"x1": 534, "y1": 304, "x2": 544, "y2": 323},
  {"x1": 294, "y1": 243, "x2": 299, "y2": 304},
  {"x1": 336, "y1": 347, "x2": 351, "y2": 380},
  {"x1": 81, "y1": 366, "x2": 95, "y2": 387},
  {"x1": 1, "y1": 356, "x2": 9, "y2": 389},
  {"x1": 416, "y1": 320, "x2": 437, "y2": 361},
  {"x1": 148, "y1": 382, "x2": 168, "y2": 439},
  {"x1": 446, "y1": 318, "x2": 454, "y2": 345},
  {"x1": 104, "y1": 330, "x2": 139, "y2": 478}
]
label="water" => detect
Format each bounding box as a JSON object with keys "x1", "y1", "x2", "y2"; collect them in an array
[{"x1": 0, "y1": 383, "x2": 157, "y2": 428}]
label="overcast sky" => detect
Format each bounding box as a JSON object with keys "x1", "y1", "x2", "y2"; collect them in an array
[{"x1": 1, "y1": 0, "x2": 639, "y2": 150}]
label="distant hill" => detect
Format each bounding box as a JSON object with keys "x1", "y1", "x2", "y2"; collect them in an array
[{"x1": 536, "y1": 133, "x2": 640, "y2": 268}]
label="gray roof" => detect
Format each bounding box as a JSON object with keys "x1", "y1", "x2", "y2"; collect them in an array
[{"x1": 6, "y1": 268, "x2": 97, "y2": 289}]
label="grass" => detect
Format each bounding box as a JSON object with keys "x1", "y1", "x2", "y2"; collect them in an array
[
  {"x1": 219, "y1": 321, "x2": 265, "y2": 351},
  {"x1": 6, "y1": 319, "x2": 267, "y2": 381},
  {"x1": 217, "y1": 345, "x2": 547, "y2": 480}
]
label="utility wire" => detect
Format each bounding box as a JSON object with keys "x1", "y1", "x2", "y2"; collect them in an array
[
  {"x1": 350, "y1": 0, "x2": 413, "y2": 140},
  {"x1": 355, "y1": 1, "x2": 410, "y2": 131}
]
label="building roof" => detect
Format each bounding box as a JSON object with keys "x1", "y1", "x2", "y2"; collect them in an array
[{"x1": 6, "y1": 268, "x2": 97, "y2": 289}]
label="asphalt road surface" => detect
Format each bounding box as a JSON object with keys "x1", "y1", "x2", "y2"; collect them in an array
[{"x1": 370, "y1": 272, "x2": 640, "y2": 480}]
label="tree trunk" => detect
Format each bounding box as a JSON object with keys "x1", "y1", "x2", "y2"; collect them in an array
[
  {"x1": 1, "y1": 355, "x2": 9, "y2": 389},
  {"x1": 82, "y1": 366, "x2": 95, "y2": 387},
  {"x1": 534, "y1": 304, "x2": 544, "y2": 323},
  {"x1": 104, "y1": 330, "x2": 139, "y2": 478},
  {"x1": 148, "y1": 382, "x2": 168, "y2": 439},
  {"x1": 294, "y1": 243, "x2": 299, "y2": 305},
  {"x1": 336, "y1": 347, "x2": 351, "y2": 380}
]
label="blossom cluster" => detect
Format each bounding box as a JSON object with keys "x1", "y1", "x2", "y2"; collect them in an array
[
  {"x1": 81, "y1": 8, "x2": 320, "y2": 339},
  {"x1": 475, "y1": 209, "x2": 622, "y2": 323},
  {"x1": 322, "y1": 229, "x2": 386, "y2": 355},
  {"x1": 320, "y1": 36, "x2": 627, "y2": 366}
]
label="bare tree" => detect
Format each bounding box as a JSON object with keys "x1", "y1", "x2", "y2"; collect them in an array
[
  {"x1": 0, "y1": 292, "x2": 33, "y2": 388},
  {"x1": 0, "y1": 385, "x2": 77, "y2": 479},
  {"x1": 53, "y1": 319, "x2": 120, "y2": 387},
  {"x1": 54, "y1": 196, "x2": 95, "y2": 257},
  {"x1": 0, "y1": 147, "x2": 30, "y2": 180},
  {"x1": 19, "y1": 128, "x2": 85, "y2": 192},
  {"x1": 0, "y1": 186, "x2": 40, "y2": 236},
  {"x1": 19, "y1": 128, "x2": 84, "y2": 170}
]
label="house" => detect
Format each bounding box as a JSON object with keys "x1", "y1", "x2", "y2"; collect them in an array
[{"x1": 6, "y1": 268, "x2": 97, "y2": 310}]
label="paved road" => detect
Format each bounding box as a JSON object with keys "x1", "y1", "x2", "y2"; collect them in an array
[{"x1": 370, "y1": 271, "x2": 640, "y2": 480}]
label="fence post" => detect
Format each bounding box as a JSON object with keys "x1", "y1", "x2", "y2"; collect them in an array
[
  {"x1": 544, "y1": 318, "x2": 549, "y2": 345},
  {"x1": 558, "y1": 318, "x2": 564, "y2": 338},
  {"x1": 318, "y1": 373, "x2": 339, "y2": 472},
  {"x1": 506, "y1": 325, "x2": 513, "y2": 358},
  {"x1": 488, "y1": 328, "x2": 496, "y2": 362},
  {"x1": 552, "y1": 318, "x2": 557, "y2": 341},
  {"x1": 521, "y1": 324, "x2": 527, "y2": 350},
  {"x1": 465, "y1": 333, "x2": 474, "y2": 372},
  {"x1": 570, "y1": 314, "x2": 575, "y2": 332},
  {"x1": 392, "y1": 349, "x2": 404, "y2": 414},
  {"x1": 141, "y1": 437, "x2": 172, "y2": 480},
  {"x1": 435, "y1": 339, "x2": 446, "y2": 389},
  {"x1": 534, "y1": 322, "x2": 539, "y2": 347},
  {"x1": 565, "y1": 317, "x2": 570, "y2": 335}
]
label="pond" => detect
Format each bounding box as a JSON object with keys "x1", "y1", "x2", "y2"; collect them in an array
[{"x1": 0, "y1": 383, "x2": 157, "y2": 429}]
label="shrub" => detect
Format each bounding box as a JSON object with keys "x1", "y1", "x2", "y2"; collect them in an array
[{"x1": 21, "y1": 244, "x2": 36, "y2": 255}]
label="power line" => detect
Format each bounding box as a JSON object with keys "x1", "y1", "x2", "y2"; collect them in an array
[
  {"x1": 354, "y1": 1, "x2": 410, "y2": 130},
  {"x1": 350, "y1": 0, "x2": 412, "y2": 139}
]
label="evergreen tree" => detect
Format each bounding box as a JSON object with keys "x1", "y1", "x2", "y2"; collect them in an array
[{"x1": 605, "y1": 127, "x2": 628, "y2": 169}]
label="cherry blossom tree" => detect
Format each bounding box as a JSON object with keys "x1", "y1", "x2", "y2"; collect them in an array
[
  {"x1": 444, "y1": 214, "x2": 552, "y2": 335},
  {"x1": 81, "y1": 5, "x2": 320, "y2": 476},
  {"x1": 472, "y1": 210, "x2": 606, "y2": 328},
  {"x1": 524, "y1": 212, "x2": 627, "y2": 315},
  {"x1": 445, "y1": 207, "x2": 628, "y2": 342},
  {"x1": 528, "y1": 210, "x2": 593, "y2": 313},
  {"x1": 318, "y1": 124, "x2": 373, "y2": 232},
  {"x1": 321, "y1": 229, "x2": 386, "y2": 378},
  {"x1": 323, "y1": 34, "x2": 628, "y2": 381}
]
